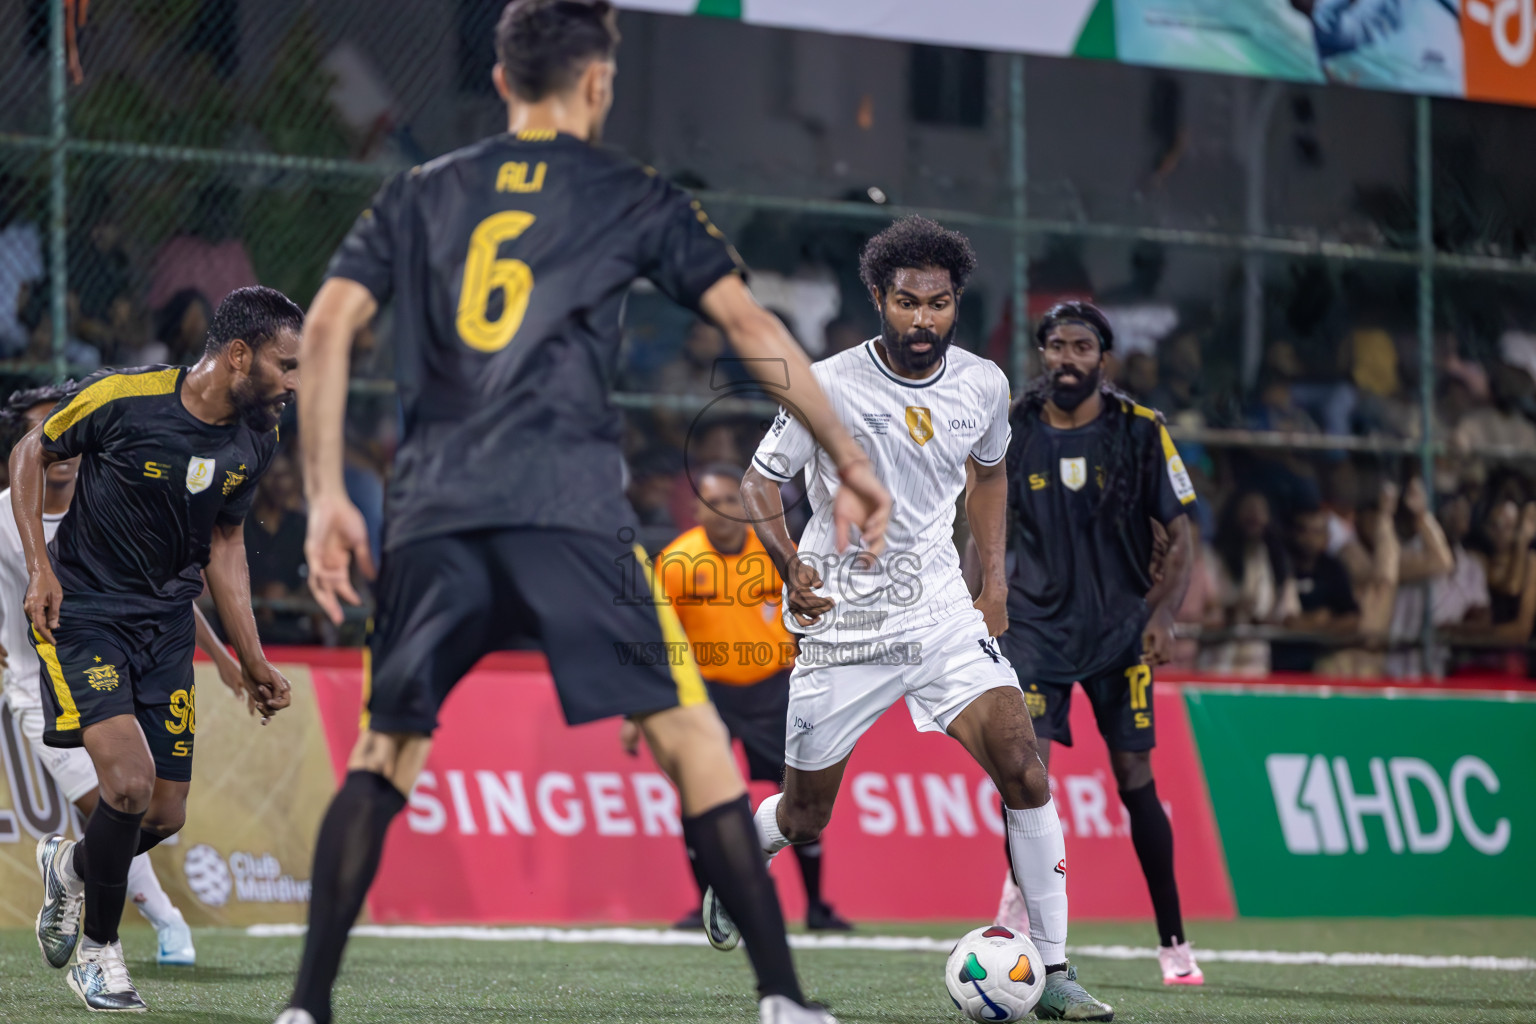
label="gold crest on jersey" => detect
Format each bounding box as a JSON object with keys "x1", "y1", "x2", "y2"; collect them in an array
[
  {"x1": 186, "y1": 456, "x2": 215, "y2": 494},
  {"x1": 905, "y1": 406, "x2": 934, "y2": 446},
  {"x1": 1060, "y1": 456, "x2": 1087, "y2": 491}
]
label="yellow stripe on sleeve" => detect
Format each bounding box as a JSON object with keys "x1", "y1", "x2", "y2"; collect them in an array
[
  {"x1": 634, "y1": 544, "x2": 708, "y2": 708},
  {"x1": 33, "y1": 627, "x2": 80, "y2": 733},
  {"x1": 43, "y1": 368, "x2": 180, "y2": 441}
]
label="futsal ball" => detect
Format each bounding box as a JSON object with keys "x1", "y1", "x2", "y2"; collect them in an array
[{"x1": 945, "y1": 925, "x2": 1045, "y2": 1022}]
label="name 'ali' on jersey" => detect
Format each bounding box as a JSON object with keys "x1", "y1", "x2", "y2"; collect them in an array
[
  {"x1": 1001, "y1": 396, "x2": 1195, "y2": 684},
  {"x1": 750, "y1": 341, "x2": 1011, "y2": 642}
]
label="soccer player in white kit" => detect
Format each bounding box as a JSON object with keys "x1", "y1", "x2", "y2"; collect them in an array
[
  {"x1": 705, "y1": 217, "x2": 1113, "y2": 1021},
  {"x1": 0, "y1": 385, "x2": 244, "y2": 967}
]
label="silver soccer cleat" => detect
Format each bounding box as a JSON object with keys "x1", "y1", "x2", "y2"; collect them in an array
[
  {"x1": 1034, "y1": 962, "x2": 1114, "y2": 1021},
  {"x1": 700, "y1": 884, "x2": 740, "y2": 951},
  {"x1": 35, "y1": 834, "x2": 85, "y2": 969},
  {"x1": 67, "y1": 940, "x2": 148, "y2": 1013},
  {"x1": 760, "y1": 995, "x2": 838, "y2": 1024}
]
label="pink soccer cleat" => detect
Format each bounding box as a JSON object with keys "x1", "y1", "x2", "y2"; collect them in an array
[{"x1": 1159, "y1": 940, "x2": 1204, "y2": 985}]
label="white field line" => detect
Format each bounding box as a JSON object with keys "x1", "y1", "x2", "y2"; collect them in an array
[{"x1": 243, "y1": 924, "x2": 1536, "y2": 971}]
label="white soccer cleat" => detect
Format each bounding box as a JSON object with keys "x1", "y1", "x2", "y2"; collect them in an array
[
  {"x1": 993, "y1": 872, "x2": 1029, "y2": 935},
  {"x1": 700, "y1": 884, "x2": 740, "y2": 951},
  {"x1": 155, "y1": 915, "x2": 196, "y2": 966},
  {"x1": 760, "y1": 995, "x2": 838, "y2": 1023},
  {"x1": 273, "y1": 1010, "x2": 317, "y2": 1024},
  {"x1": 1159, "y1": 940, "x2": 1204, "y2": 986},
  {"x1": 67, "y1": 939, "x2": 147, "y2": 1012}
]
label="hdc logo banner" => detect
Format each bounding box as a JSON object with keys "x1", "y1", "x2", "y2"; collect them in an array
[{"x1": 1186, "y1": 688, "x2": 1536, "y2": 916}]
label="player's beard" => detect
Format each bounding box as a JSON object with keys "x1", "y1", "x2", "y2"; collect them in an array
[
  {"x1": 879, "y1": 316, "x2": 955, "y2": 375},
  {"x1": 1049, "y1": 363, "x2": 1101, "y2": 412},
  {"x1": 231, "y1": 370, "x2": 290, "y2": 432}
]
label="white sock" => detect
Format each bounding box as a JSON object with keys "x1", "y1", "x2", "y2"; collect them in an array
[
  {"x1": 1005, "y1": 800, "x2": 1068, "y2": 966},
  {"x1": 127, "y1": 853, "x2": 182, "y2": 930},
  {"x1": 754, "y1": 793, "x2": 790, "y2": 858}
]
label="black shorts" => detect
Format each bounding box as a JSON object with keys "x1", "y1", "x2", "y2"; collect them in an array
[
  {"x1": 1016, "y1": 645, "x2": 1156, "y2": 752},
  {"x1": 365, "y1": 528, "x2": 708, "y2": 735},
  {"x1": 33, "y1": 613, "x2": 197, "y2": 782},
  {"x1": 706, "y1": 670, "x2": 790, "y2": 783}
]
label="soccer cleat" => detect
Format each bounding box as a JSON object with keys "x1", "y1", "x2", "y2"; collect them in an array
[
  {"x1": 1034, "y1": 962, "x2": 1114, "y2": 1021},
  {"x1": 35, "y1": 834, "x2": 85, "y2": 969},
  {"x1": 993, "y1": 872, "x2": 1029, "y2": 935},
  {"x1": 1159, "y1": 940, "x2": 1204, "y2": 986},
  {"x1": 155, "y1": 916, "x2": 196, "y2": 966},
  {"x1": 671, "y1": 906, "x2": 704, "y2": 931},
  {"x1": 67, "y1": 940, "x2": 147, "y2": 1012},
  {"x1": 700, "y1": 885, "x2": 739, "y2": 951},
  {"x1": 273, "y1": 1010, "x2": 317, "y2": 1024},
  {"x1": 759, "y1": 995, "x2": 838, "y2": 1023},
  {"x1": 805, "y1": 901, "x2": 853, "y2": 932}
]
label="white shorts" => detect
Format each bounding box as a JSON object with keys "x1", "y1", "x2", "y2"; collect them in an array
[
  {"x1": 15, "y1": 702, "x2": 99, "y2": 804},
  {"x1": 784, "y1": 608, "x2": 1020, "y2": 771}
]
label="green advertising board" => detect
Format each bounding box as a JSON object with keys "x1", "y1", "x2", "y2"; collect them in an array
[{"x1": 1186, "y1": 688, "x2": 1536, "y2": 916}]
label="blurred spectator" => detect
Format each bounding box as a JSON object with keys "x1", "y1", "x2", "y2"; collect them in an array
[
  {"x1": 1203, "y1": 491, "x2": 1300, "y2": 675},
  {"x1": 1470, "y1": 496, "x2": 1536, "y2": 673},
  {"x1": 1168, "y1": 518, "x2": 1223, "y2": 671},
  {"x1": 824, "y1": 318, "x2": 866, "y2": 356},
  {"x1": 1451, "y1": 364, "x2": 1536, "y2": 486},
  {"x1": 0, "y1": 194, "x2": 44, "y2": 357},
  {"x1": 152, "y1": 289, "x2": 214, "y2": 366},
  {"x1": 1382, "y1": 478, "x2": 1457, "y2": 677},
  {"x1": 1387, "y1": 489, "x2": 1490, "y2": 678},
  {"x1": 627, "y1": 447, "x2": 683, "y2": 553},
  {"x1": 147, "y1": 183, "x2": 257, "y2": 314},
  {"x1": 1118, "y1": 352, "x2": 1159, "y2": 404},
  {"x1": 1099, "y1": 242, "x2": 1178, "y2": 360},
  {"x1": 1331, "y1": 480, "x2": 1402, "y2": 676},
  {"x1": 1273, "y1": 504, "x2": 1360, "y2": 673},
  {"x1": 67, "y1": 209, "x2": 131, "y2": 358},
  {"x1": 655, "y1": 320, "x2": 731, "y2": 397},
  {"x1": 244, "y1": 451, "x2": 318, "y2": 644}
]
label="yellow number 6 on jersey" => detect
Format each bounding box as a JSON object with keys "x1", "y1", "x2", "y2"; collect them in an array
[{"x1": 456, "y1": 210, "x2": 536, "y2": 352}]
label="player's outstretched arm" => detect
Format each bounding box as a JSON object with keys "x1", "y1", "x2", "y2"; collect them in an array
[
  {"x1": 965, "y1": 457, "x2": 1009, "y2": 637},
  {"x1": 206, "y1": 521, "x2": 291, "y2": 720},
  {"x1": 1142, "y1": 514, "x2": 1193, "y2": 667},
  {"x1": 9, "y1": 423, "x2": 64, "y2": 643},
  {"x1": 740, "y1": 465, "x2": 833, "y2": 627},
  {"x1": 700, "y1": 276, "x2": 890, "y2": 555},
  {"x1": 192, "y1": 599, "x2": 256, "y2": 714},
  {"x1": 299, "y1": 278, "x2": 379, "y2": 624}
]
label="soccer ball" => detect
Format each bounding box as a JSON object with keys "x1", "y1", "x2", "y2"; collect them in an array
[{"x1": 944, "y1": 925, "x2": 1045, "y2": 1022}]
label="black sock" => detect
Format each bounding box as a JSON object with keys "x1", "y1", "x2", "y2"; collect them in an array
[
  {"x1": 684, "y1": 846, "x2": 709, "y2": 906},
  {"x1": 683, "y1": 795, "x2": 804, "y2": 1004},
  {"x1": 136, "y1": 829, "x2": 166, "y2": 856},
  {"x1": 290, "y1": 770, "x2": 407, "y2": 1024},
  {"x1": 80, "y1": 798, "x2": 146, "y2": 945},
  {"x1": 793, "y1": 842, "x2": 823, "y2": 908},
  {"x1": 1120, "y1": 781, "x2": 1184, "y2": 947}
]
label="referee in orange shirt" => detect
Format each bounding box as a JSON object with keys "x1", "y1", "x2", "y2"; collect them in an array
[{"x1": 623, "y1": 463, "x2": 851, "y2": 932}]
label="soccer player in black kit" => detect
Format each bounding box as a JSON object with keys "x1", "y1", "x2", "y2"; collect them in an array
[
  {"x1": 987, "y1": 301, "x2": 1204, "y2": 987},
  {"x1": 15, "y1": 286, "x2": 301, "y2": 1012},
  {"x1": 277, "y1": 4, "x2": 890, "y2": 1024}
]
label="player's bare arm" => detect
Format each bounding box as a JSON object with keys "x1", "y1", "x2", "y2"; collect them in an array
[
  {"x1": 702, "y1": 276, "x2": 890, "y2": 556},
  {"x1": 298, "y1": 277, "x2": 379, "y2": 625},
  {"x1": 965, "y1": 455, "x2": 1009, "y2": 637},
  {"x1": 740, "y1": 465, "x2": 834, "y2": 626},
  {"x1": 1141, "y1": 513, "x2": 1192, "y2": 667},
  {"x1": 206, "y1": 521, "x2": 292, "y2": 718},
  {"x1": 193, "y1": 599, "x2": 257, "y2": 714},
  {"x1": 10, "y1": 422, "x2": 65, "y2": 643}
]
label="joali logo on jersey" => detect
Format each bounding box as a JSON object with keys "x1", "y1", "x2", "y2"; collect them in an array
[
  {"x1": 1060, "y1": 457, "x2": 1088, "y2": 491},
  {"x1": 1266, "y1": 753, "x2": 1511, "y2": 857},
  {"x1": 905, "y1": 406, "x2": 934, "y2": 446},
  {"x1": 186, "y1": 456, "x2": 215, "y2": 494}
]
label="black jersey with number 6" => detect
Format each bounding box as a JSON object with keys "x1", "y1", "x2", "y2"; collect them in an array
[{"x1": 326, "y1": 130, "x2": 744, "y2": 550}]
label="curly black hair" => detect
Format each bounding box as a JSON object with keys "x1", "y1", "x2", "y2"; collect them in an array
[
  {"x1": 858, "y1": 216, "x2": 978, "y2": 302},
  {"x1": 0, "y1": 382, "x2": 76, "y2": 451}
]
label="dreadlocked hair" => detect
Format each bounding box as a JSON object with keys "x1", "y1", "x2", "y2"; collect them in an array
[{"x1": 0, "y1": 382, "x2": 75, "y2": 453}]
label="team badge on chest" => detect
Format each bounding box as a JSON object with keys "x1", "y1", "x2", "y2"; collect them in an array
[
  {"x1": 1060, "y1": 456, "x2": 1088, "y2": 491},
  {"x1": 905, "y1": 406, "x2": 934, "y2": 446},
  {"x1": 186, "y1": 456, "x2": 215, "y2": 494}
]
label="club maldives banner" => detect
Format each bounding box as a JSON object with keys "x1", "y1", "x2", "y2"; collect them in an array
[
  {"x1": 1, "y1": 653, "x2": 1530, "y2": 928},
  {"x1": 614, "y1": 0, "x2": 1536, "y2": 108}
]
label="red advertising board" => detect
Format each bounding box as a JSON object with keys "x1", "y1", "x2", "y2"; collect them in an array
[{"x1": 307, "y1": 656, "x2": 1234, "y2": 924}]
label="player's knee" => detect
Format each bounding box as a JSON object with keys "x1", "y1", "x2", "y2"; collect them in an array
[
  {"x1": 1111, "y1": 750, "x2": 1153, "y2": 792},
  {"x1": 98, "y1": 763, "x2": 155, "y2": 815},
  {"x1": 995, "y1": 744, "x2": 1051, "y2": 810},
  {"x1": 778, "y1": 794, "x2": 831, "y2": 844},
  {"x1": 142, "y1": 807, "x2": 185, "y2": 839}
]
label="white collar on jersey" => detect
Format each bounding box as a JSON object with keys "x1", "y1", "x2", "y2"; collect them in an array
[{"x1": 863, "y1": 339, "x2": 948, "y2": 388}]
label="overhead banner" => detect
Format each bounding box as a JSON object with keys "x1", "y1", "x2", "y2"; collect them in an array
[
  {"x1": 1186, "y1": 687, "x2": 1536, "y2": 917},
  {"x1": 614, "y1": 0, "x2": 1536, "y2": 107}
]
